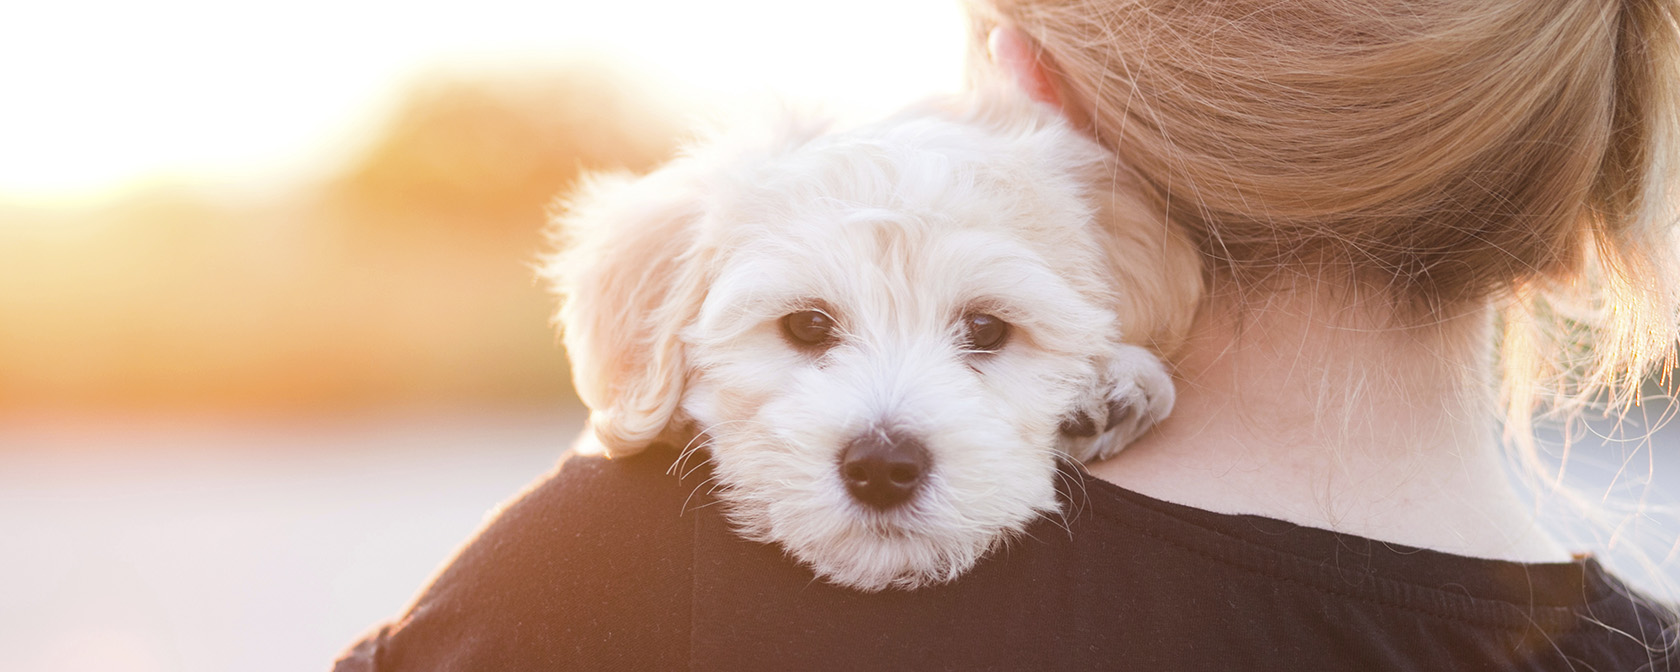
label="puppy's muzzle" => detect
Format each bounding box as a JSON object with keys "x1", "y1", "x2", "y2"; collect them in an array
[{"x1": 839, "y1": 429, "x2": 929, "y2": 510}]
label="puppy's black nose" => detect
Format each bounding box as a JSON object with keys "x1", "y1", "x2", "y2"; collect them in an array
[{"x1": 839, "y1": 430, "x2": 929, "y2": 510}]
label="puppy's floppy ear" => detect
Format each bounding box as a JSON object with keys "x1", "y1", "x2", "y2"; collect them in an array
[
  {"x1": 1089, "y1": 172, "x2": 1204, "y2": 357},
  {"x1": 544, "y1": 162, "x2": 713, "y2": 458}
]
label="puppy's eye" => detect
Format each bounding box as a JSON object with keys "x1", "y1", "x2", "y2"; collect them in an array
[
  {"x1": 781, "y1": 310, "x2": 838, "y2": 349},
  {"x1": 963, "y1": 313, "x2": 1010, "y2": 352}
]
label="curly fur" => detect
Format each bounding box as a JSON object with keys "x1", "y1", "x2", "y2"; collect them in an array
[{"x1": 545, "y1": 89, "x2": 1201, "y2": 591}]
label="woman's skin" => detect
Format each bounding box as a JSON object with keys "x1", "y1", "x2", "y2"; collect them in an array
[{"x1": 989, "y1": 25, "x2": 1571, "y2": 564}]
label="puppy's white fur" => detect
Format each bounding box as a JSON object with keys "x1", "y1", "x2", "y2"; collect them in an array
[{"x1": 546, "y1": 90, "x2": 1201, "y2": 591}]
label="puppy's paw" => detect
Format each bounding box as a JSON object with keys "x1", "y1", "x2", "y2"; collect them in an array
[
  {"x1": 1057, "y1": 344, "x2": 1175, "y2": 463},
  {"x1": 1092, "y1": 345, "x2": 1175, "y2": 459}
]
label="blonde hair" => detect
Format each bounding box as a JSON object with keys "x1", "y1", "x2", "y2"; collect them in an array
[{"x1": 965, "y1": 0, "x2": 1680, "y2": 448}]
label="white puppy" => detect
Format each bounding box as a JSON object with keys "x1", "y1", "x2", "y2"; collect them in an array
[{"x1": 545, "y1": 90, "x2": 1201, "y2": 591}]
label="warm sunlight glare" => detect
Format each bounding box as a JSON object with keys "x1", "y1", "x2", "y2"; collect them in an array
[{"x1": 0, "y1": 0, "x2": 968, "y2": 201}]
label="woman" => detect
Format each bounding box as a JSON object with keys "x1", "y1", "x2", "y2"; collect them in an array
[{"x1": 336, "y1": 0, "x2": 1680, "y2": 668}]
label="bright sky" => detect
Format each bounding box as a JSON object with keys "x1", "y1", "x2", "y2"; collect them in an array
[{"x1": 0, "y1": 0, "x2": 969, "y2": 200}]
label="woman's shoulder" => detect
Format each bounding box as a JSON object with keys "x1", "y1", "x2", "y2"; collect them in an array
[
  {"x1": 334, "y1": 449, "x2": 700, "y2": 671},
  {"x1": 432, "y1": 448, "x2": 700, "y2": 592},
  {"x1": 499, "y1": 446, "x2": 700, "y2": 536},
  {"x1": 336, "y1": 452, "x2": 1677, "y2": 671}
]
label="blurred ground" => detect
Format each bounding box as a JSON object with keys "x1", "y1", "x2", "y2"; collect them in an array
[{"x1": 0, "y1": 409, "x2": 582, "y2": 672}]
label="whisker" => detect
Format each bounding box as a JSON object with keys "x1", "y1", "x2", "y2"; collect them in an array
[
  {"x1": 681, "y1": 474, "x2": 721, "y2": 515},
  {"x1": 678, "y1": 443, "x2": 719, "y2": 481}
]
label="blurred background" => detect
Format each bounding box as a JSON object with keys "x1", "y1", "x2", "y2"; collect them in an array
[{"x1": 1, "y1": 2, "x2": 1677, "y2": 672}]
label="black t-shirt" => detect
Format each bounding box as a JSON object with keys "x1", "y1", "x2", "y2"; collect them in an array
[{"x1": 334, "y1": 449, "x2": 1677, "y2": 671}]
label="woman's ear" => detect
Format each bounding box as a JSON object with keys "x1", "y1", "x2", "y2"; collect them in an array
[
  {"x1": 545, "y1": 163, "x2": 712, "y2": 458},
  {"x1": 988, "y1": 25, "x2": 1062, "y2": 108},
  {"x1": 987, "y1": 25, "x2": 1093, "y2": 134}
]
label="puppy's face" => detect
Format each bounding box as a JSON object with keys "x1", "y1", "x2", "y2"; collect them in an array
[{"x1": 551, "y1": 95, "x2": 1197, "y2": 591}]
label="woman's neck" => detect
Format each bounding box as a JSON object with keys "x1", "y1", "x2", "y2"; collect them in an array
[{"x1": 1092, "y1": 285, "x2": 1571, "y2": 562}]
